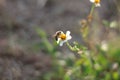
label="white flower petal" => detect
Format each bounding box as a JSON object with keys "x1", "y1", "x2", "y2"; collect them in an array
[
  {"x1": 66, "y1": 31, "x2": 71, "y2": 36},
  {"x1": 59, "y1": 41, "x2": 64, "y2": 46},
  {"x1": 95, "y1": 3, "x2": 101, "y2": 7},
  {"x1": 66, "y1": 31, "x2": 72, "y2": 40},
  {"x1": 90, "y1": 0, "x2": 95, "y2": 3},
  {"x1": 59, "y1": 40, "x2": 67, "y2": 46},
  {"x1": 66, "y1": 35, "x2": 72, "y2": 40},
  {"x1": 57, "y1": 38, "x2": 61, "y2": 44}
]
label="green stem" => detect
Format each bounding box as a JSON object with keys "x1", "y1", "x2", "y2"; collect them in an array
[
  {"x1": 66, "y1": 41, "x2": 73, "y2": 51},
  {"x1": 66, "y1": 41, "x2": 81, "y2": 58},
  {"x1": 90, "y1": 4, "x2": 95, "y2": 16}
]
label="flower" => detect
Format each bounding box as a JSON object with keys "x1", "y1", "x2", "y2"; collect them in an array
[
  {"x1": 90, "y1": 0, "x2": 101, "y2": 7},
  {"x1": 101, "y1": 41, "x2": 108, "y2": 51},
  {"x1": 54, "y1": 31, "x2": 72, "y2": 46}
]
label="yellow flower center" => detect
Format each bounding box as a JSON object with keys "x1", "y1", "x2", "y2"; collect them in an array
[
  {"x1": 95, "y1": 0, "x2": 100, "y2": 4},
  {"x1": 59, "y1": 34, "x2": 66, "y2": 40}
]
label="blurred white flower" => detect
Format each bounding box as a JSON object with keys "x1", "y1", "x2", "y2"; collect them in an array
[
  {"x1": 94, "y1": 63, "x2": 101, "y2": 70},
  {"x1": 101, "y1": 41, "x2": 108, "y2": 51},
  {"x1": 112, "y1": 63, "x2": 118, "y2": 70},
  {"x1": 90, "y1": 0, "x2": 101, "y2": 7},
  {"x1": 110, "y1": 21, "x2": 118, "y2": 28},
  {"x1": 54, "y1": 31, "x2": 72, "y2": 46},
  {"x1": 58, "y1": 60, "x2": 66, "y2": 66},
  {"x1": 66, "y1": 69, "x2": 73, "y2": 76},
  {"x1": 85, "y1": 50, "x2": 90, "y2": 56}
]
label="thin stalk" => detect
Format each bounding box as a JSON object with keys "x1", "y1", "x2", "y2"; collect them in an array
[
  {"x1": 66, "y1": 41, "x2": 73, "y2": 51},
  {"x1": 90, "y1": 4, "x2": 95, "y2": 16}
]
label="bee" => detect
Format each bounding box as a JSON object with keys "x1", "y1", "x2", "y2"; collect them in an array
[
  {"x1": 53, "y1": 31, "x2": 63, "y2": 41},
  {"x1": 53, "y1": 30, "x2": 71, "y2": 46}
]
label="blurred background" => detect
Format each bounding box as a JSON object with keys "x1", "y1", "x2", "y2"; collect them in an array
[{"x1": 0, "y1": 0, "x2": 120, "y2": 80}]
